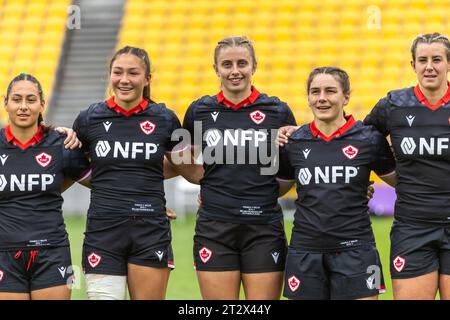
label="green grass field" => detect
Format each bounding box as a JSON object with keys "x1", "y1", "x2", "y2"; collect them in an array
[{"x1": 66, "y1": 214, "x2": 394, "y2": 300}]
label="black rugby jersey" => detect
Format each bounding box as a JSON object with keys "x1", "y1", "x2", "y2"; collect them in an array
[
  {"x1": 73, "y1": 97, "x2": 181, "y2": 218},
  {"x1": 0, "y1": 127, "x2": 90, "y2": 250},
  {"x1": 183, "y1": 88, "x2": 297, "y2": 223},
  {"x1": 364, "y1": 85, "x2": 450, "y2": 225},
  {"x1": 281, "y1": 117, "x2": 395, "y2": 251}
]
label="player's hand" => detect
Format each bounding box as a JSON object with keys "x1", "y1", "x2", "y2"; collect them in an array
[
  {"x1": 277, "y1": 125, "x2": 298, "y2": 147},
  {"x1": 56, "y1": 127, "x2": 82, "y2": 149},
  {"x1": 197, "y1": 193, "x2": 202, "y2": 209},
  {"x1": 166, "y1": 207, "x2": 177, "y2": 220},
  {"x1": 367, "y1": 181, "x2": 375, "y2": 200}
]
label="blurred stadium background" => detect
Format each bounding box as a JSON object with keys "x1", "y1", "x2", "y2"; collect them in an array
[{"x1": 0, "y1": 0, "x2": 448, "y2": 299}]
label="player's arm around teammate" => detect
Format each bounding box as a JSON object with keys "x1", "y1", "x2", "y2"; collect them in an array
[
  {"x1": 72, "y1": 46, "x2": 191, "y2": 300},
  {"x1": 183, "y1": 36, "x2": 297, "y2": 300},
  {"x1": 163, "y1": 146, "x2": 204, "y2": 184},
  {"x1": 364, "y1": 33, "x2": 450, "y2": 300},
  {"x1": 0, "y1": 74, "x2": 90, "y2": 300},
  {"x1": 280, "y1": 67, "x2": 396, "y2": 300}
]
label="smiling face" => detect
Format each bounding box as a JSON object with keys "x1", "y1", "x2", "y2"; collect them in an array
[
  {"x1": 214, "y1": 45, "x2": 256, "y2": 98},
  {"x1": 412, "y1": 42, "x2": 450, "y2": 92},
  {"x1": 110, "y1": 53, "x2": 150, "y2": 109},
  {"x1": 5, "y1": 80, "x2": 44, "y2": 130},
  {"x1": 308, "y1": 73, "x2": 349, "y2": 123}
]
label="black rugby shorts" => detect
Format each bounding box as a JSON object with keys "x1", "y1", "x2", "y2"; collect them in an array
[
  {"x1": 82, "y1": 216, "x2": 174, "y2": 275},
  {"x1": 193, "y1": 215, "x2": 287, "y2": 273}
]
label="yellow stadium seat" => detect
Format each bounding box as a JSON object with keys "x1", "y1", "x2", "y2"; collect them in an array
[
  {"x1": 0, "y1": 0, "x2": 66, "y2": 109},
  {"x1": 115, "y1": 0, "x2": 450, "y2": 117},
  {"x1": 47, "y1": 1, "x2": 71, "y2": 13},
  {"x1": 26, "y1": 2, "x2": 46, "y2": 16},
  {"x1": 3, "y1": 2, "x2": 26, "y2": 13},
  {"x1": 408, "y1": 0, "x2": 427, "y2": 10},
  {"x1": 19, "y1": 30, "x2": 41, "y2": 44},
  {"x1": 0, "y1": 30, "x2": 17, "y2": 43},
  {"x1": 126, "y1": 0, "x2": 147, "y2": 12},
  {"x1": 0, "y1": 16, "x2": 22, "y2": 31}
]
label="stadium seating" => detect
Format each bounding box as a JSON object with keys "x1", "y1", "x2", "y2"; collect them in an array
[
  {"x1": 0, "y1": 0, "x2": 69, "y2": 124},
  {"x1": 118, "y1": 0, "x2": 448, "y2": 126}
]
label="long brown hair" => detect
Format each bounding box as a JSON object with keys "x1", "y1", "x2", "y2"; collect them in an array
[{"x1": 109, "y1": 46, "x2": 155, "y2": 103}]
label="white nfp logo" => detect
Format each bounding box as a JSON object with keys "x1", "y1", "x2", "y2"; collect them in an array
[
  {"x1": 95, "y1": 141, "x2": 111, "y2": 157},
  {"x1": 95, "y1": 141, "x2": 158, "y2": 159},
  {"x1": 298, "y1": 166, "x2": 359, "y2": 185},
  {"x1": 204, "y1": 129, "x2": 267, "y2": 148},
  {"x1": 400, "y1": 137, "x2": 449, "y2": 155},
  {"x1": 0, "y1": 174, "x2": 54, "y2": 192},
  {"x1": 400, "y1": 137, "x2": 416, "y2": 154},
  {"x1": 205, "y1": 129, "x2": 222, "y2": 147},
  {"x1": 298, "y1": 168, "x2": 312, "y2": 185}
]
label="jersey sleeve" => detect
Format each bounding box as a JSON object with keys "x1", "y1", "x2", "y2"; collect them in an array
[
  {"x1": 62, "y1": 145, "x2": 91, "y2": 181},
  {"x1": 72, "y1": 109, "x2": 90, "y2": 153},
  {"x1": 363, "y1": 97, "x2": 390, "y2": 136},
  {"x1": 370, "y1": 130, "x2": 396, "y2": 177},
  {"x1": 166, "y1": 110, "x2": 183, "y2": 152},
  {"x1": 182, "y1": 103, "x2": 197, "y2": 146},
  {"x1": 280, "y1": 102, "x2": 297, "y2": 126},
  {"x1": 276, "y1": 143, "x2": 296, "y2": 181}
]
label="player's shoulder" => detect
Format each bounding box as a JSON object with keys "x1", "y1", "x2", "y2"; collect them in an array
[
  {"x1": 350, "y1": 121, "x2": 385, "y2": 145},
  {"x1": 289, "y1": 123, "x2": 313, "y2": 141},
  {"x1": 183, "y1": 96, "x2": 219, "y2": 120},
  {"x1": 385, "y1": 87, "x2": 420, "y2": 107},
  {"x1": 256, "y1": 93, "x2": 290, "y2": 110},
  {"x1": 77, "y1": 101, "x2": 109, "y2": 120},
  {"x1": 146, "y1": 101, "x2": 179, "y2": 120},
  {"x1": 188, "y1": 95, "x2": 218, "y2": 110},
  {"x1": 145, "y1": 101, "x2": 169, "y2": 113},
  {"x1": 39, "y1": 129, "x2": 66, "y2": 147},
  {"x1": 86, "y1": 101, "x2": 109, "y2": 114}
]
